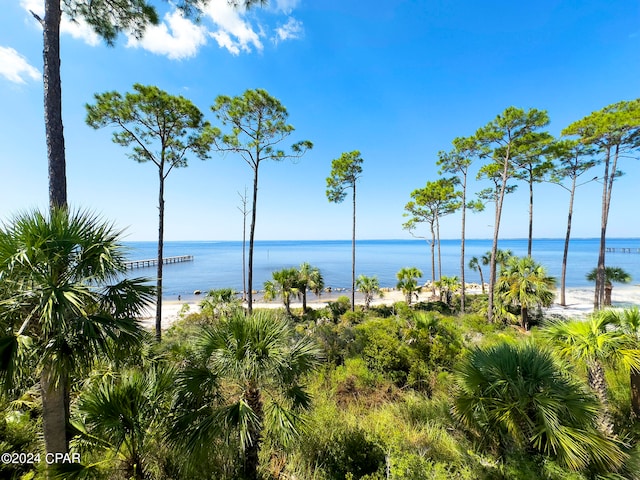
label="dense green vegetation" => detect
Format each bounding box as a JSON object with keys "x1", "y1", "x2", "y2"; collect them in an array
[{"x1": 0, "y1": 220, "x2": 640, "y2": 480}]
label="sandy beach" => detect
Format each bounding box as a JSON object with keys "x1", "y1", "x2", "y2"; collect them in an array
[{"x1": 137, "y1": 284, "x2": 640, "y2": 331}]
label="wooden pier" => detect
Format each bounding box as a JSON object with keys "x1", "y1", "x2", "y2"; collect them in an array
[
  {"x1": 605, "y1": 247, "x2": 640, "y2": 254},
  {"x1": 124, "y1": 255, "x2": 194, "y2": 269}
]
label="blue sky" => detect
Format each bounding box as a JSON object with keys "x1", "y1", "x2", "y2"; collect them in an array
[{"x1": 1, "y1": 0, "x2": 639, "y2": 241}]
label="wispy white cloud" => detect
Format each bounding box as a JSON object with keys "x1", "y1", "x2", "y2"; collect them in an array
[
  {"x1": 204, "y1": 0, "x2": 263, "y2": 55},
  {"x1": 21, "y1": 0, "x2": 100, "y2": 46},
  {"x1": 20, "y1": 0, "x2": 303, "y2": 59},
  {"x1": 126, "y1": 10, "x2": 207, "y2": 59},
  {"x1": 273, "y1": 17, "x2": 303, "y2": 44},
  {"x1": 0, "y1": 46, "x2": 40, "y2": 84},
  {"x1": 274, "y1": 0, "x2": 301, "y2": 14}
]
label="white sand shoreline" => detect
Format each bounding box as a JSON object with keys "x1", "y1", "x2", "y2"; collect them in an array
[{"x1": 137, "y1": 285, "x2": 640, "y2": 331}]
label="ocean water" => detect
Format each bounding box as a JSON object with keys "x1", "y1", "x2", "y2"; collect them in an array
[{"x1": 123, "y1": 238, "x2": 640, "y2": 301}]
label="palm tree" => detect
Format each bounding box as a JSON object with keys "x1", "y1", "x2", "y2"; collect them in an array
[
  {"x1": 172, "y1": 311, "x2": 321, "y2": 480},
  {"x1": 468, "y1": 256, "x2": 486, "y2": 293},
  {"x1": 298, "y1": 263, "x2": 324, "y2": 312},
  {"x1": 356, "y1": 275, "x2": 383, "y2": 310},
  {"x1": 586, "y1": 266, "x2": 631, "y2": 306},
  {"x1": 600, "y1": 307, "x2": 640, "y2": 418},
  {"x1": 200, "y1": 288, "x2": 242, "y2": 319},
  {"x1": 494, "y1": 248, "x2": 513, "y2": 271},
  {"x1": 396, "y1": 267, "x2": 423, "y2": 305},
  {"x1": 264, "y1": 268, "x2": 302, "y2": 316},
  {"x1": 73, "y1": 363, "x2": 175, "y2": 479},
  {"x1": 454, "y1": 343, "x2": 626, "y2": 472},
  {"x1": 0, "y1": 208, "x2": 153, "y2": 465},
  {"x1": 542, "y1": 312, "x2": 640, "y2": 435},
  {"x1": 434, "y1": 275, "x2": 459, "y2": 306},
  {"x1": 495, "y1": 256, "x2": 555, "y2": 330}
]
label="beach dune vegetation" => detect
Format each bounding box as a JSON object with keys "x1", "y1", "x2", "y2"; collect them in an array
[
  {"x1": 264, "y1": 267, "x2": 302, "y2": 317},
  {"x1": 396, "y1": 267, "x2": 423, "y2": 306},
  {"x1": 494, "y1": 256, "x2": 555, "y2": 331},
  {"x1": 298, "y1": 262, "x2": 324, "y2": 312},
  {"x1": 356, "y1": 274, "x2": 382, "y2": 311}
]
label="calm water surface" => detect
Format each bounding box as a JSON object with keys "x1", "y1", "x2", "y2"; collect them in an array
[{"x1": 124, "y1": 238, "x2": 640, "y2": 301}]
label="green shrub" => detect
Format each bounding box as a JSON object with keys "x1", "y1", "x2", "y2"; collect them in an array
[
  {"x1": 328, "y1": 295, "x2": 352, "y2": 321},
  {"x1": 312, "y1": 323, "x2": 355, "y2": 365},
  {"x1": 353, "y1": 318, "x2": 411, "y2": 385},
  {"x1": 415, "y1": 300, "x2": 453, "y2": 314},
  {"x1": 312, "y1": 426, "x2": 385, "y2": 479},
  {"x1": 341, "y1": 309, "x2": 366, "y2": 325}
]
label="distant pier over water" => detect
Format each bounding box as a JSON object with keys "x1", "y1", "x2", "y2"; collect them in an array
[
  {"x1": 124, "y1": 255, "x2": 194, "y2": 269},
  {"x1": 606, "y1": 247, "x2": 640, "y2": 253}
]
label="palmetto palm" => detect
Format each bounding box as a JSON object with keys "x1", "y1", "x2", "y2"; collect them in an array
[
  {"x1": 468, "y1": 256, "x2": 486, "y2": 293},
  {"x1": 454, "y1": 343, "x2": 626, "y2": 472},
  {"x1": 586, "y1": 266, "x2": 631, "y2": 306},
  {"x1": 263, "y1": 267, "x2": 302, "y2": 316},
  {"x1": 433, "y1": 275, "x2": 459, "y2": 305},
  {"x1": 493, "y1": 248, "x2": 513, "y2": 271},
  {"x1": 542, "y1": 312, "x2": 640, "y2": 435},
  {"x1": 495, "y1": 256, "x2": 555, "y2": 330},
  {"x1": 597, "y1": 307, "x2": 640, "y2": 418},
  {"x1": 0, "y1": 209, "x2": 153, "y2": 462},
  {"x1": 172, "y1": 311, "x2": 321, "y2": 480},
  {"x1": 298, "y1": 263, "x2": 324, "y2": 312},
  {"x1": 396, "y1": 267, "x2": 423, "y2": 305},
  {"x1": 356, "y1": 274, "x2": 382, "y2": 310},
  {"x1": 72, "y1": 363, "x2": 175, "y2": 479}
]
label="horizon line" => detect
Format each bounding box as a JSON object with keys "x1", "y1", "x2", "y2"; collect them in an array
[{"x1": 124, "y1": 237, "x2": 640, "y2": 243}]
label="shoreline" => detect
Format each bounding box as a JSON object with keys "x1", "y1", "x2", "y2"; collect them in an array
[{"x1": 137, "y1": 285, "x2": 640, "y2": 331}]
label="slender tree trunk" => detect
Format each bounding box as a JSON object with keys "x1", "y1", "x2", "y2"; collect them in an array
[
  {"x1": 488, "y1": 151, "x2": 511, "y2": 322},
  {"x1": 527, "y1": 173, "x2": 534, "y2": 257},
  {"x1": 521, "y1": 306, "x2": 528, "y2": 331},
  {"x1": 436, "y1": 212, "x2": 442, "y2": 281},
  {"x1": 42, "y1": 0, "x2": 67, "y2": 209},
  {"x1": 587, "y1": 361, "x2": 614, "y2": 435},
  {"x1": 241, "y1": 189, "x2": 248, "y2": 302},
  {"x1": 488, "y1": 199, "x2": 502, "y2": 323},
  {"x1": 560, "y1": 177, "x2": 577, "y2": 306},
  {"x1": 631, "y1": 370, "x2": 640, "y2": 419},
  {"x1": 41, "y1": 366, "x2": 68, "y2": 462},
  {"x1": 430, "y1": 224, "x2": 436, "y2": 295},
  {"x1": 156, "y1": 170, "x2": 164, "y2": 342},
  {"x1": 604, "y1": 283, "x2": 612, "y2": 306},
  {"x1": 248, "y1": 165, "x2": 260, "y2": 315},
  {"x1": 284, "y1": 297, "x2": 292, "y2": 316},
  {"x1": 478, "y1": 266, "x2": 485, "y2": 294},
  {"x1": 460, "y1": 175, "x2": 467, "y2": 312},
  {"x1": 302, "y1": 287, "x2": 307, "y2": 312},
  {"x1": 351, "y1": 184, "x2": 356, "y2": 311},
  {"x1": 595, "y1": 149, "x2": 612, "y2": 310},
  {"x1": 244, "y1": 384, "x2": 263, "y2": 480}
]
